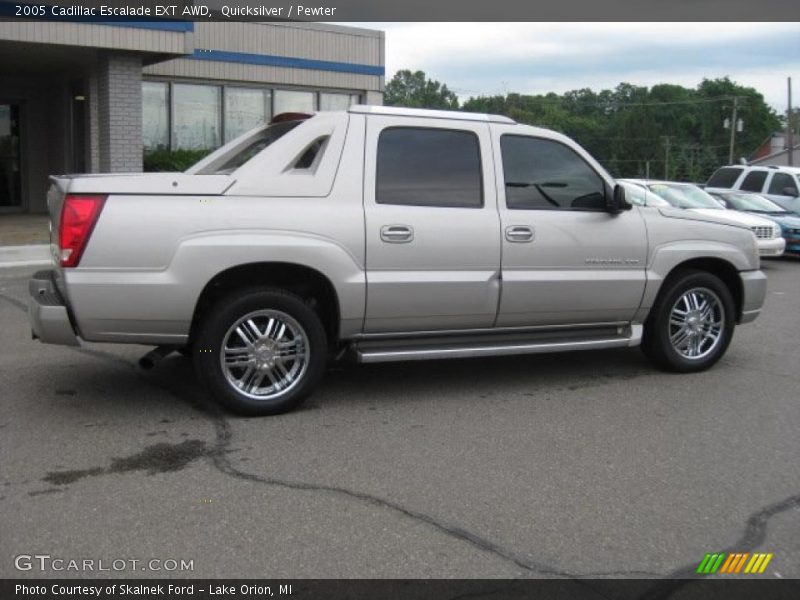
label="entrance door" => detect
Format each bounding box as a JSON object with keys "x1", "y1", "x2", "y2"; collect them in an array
[{"x1": 0, "y1": 104, "x2": 22, "y2": 210}]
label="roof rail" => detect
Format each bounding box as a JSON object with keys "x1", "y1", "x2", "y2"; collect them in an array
[{"x1": 348, "y1": 104, "x2": 516, "y2": 124}]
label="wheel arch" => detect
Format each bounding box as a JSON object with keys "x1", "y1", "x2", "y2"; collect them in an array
[
  {"x1": 657, "y1": 257, "x2": 744, "y2": 323},
  {"x1": 189, "y1": 262, "x2": 342, "y2": 347}
]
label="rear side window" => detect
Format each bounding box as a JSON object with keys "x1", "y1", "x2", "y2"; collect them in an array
[
  {"x1": 376, "y1": 127, "x2": 483, "y2": 208},
  {"x1": 768, "y1": 172, "x2": 799, "y2": 196},
  {"x1": 707, "y1": 167, "x2": 743, "y2": 188},
  {"x1": 740, "y1": 170, "x2": 768, "y2": 192},
  {"x1": 209, "y1": 119, "x2": 303, "y2": 174},
  {"x1": 500, "y1": 135, "x2": 605, "y2": 210}
]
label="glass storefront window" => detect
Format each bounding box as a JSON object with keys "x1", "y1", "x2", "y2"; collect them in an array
[
  {"x1": 224, "y1": 87, "x2": 271, "y2": 143},
  {"x1": 142, "y1": 82, "x2": 169, "y2": 150},
  {"x1": 172, "y1": 83, "x2": 221, "y2": 150},
  {"x1": 273, "y1": 90, "x2": 316, "y2": 114},
  {"x1": 144, "y1": 82, "x2": 365, "y2": 151},
  {"x1": 319, "y1": 92, "x2": 360, "y2": 111}
]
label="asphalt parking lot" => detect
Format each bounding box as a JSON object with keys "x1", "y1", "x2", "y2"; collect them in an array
[{"x1": 1, "y1": 261, "x2": 798, "y2": 585}]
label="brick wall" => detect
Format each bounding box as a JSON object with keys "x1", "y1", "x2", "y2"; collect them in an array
[{"x1": 97, "y1": 53, "x2": 143, "y2": 172}]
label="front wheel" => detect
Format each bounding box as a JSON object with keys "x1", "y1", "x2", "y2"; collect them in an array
[
  {"x1": 642, "y1": 270, "x2": 735, "y2": 372},
  {"x1": 193, "y1": 288, "x2": 328, "y2": 415}
]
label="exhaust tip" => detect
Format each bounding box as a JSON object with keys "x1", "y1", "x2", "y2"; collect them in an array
[{"x1": 138, "y1": 346, "x2": 175, "y2": 370}]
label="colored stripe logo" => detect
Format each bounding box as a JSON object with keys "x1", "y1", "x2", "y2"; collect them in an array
[{"x1": 696, "y1": 552, "x2": 773, "y2": 574}]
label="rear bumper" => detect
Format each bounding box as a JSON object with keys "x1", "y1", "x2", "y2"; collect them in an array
[
  {"x1": 28, "y1": 270, "x2": 80, "y2": 346},
  {"x1": 757, "y1": 237, "x2": 785, "y2": 257},
  {"x1": 739, "y1": 270, "x2": 767, "y2": 324}
]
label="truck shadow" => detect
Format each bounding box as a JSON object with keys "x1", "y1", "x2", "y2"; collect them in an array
[{"x1": 48, "y1": 344, "x2": 655, "y2": 416}]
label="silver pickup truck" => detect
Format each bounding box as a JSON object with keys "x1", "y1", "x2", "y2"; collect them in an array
[{"x1": 29, "y1": 105, "x2": 767, "y2": 415}]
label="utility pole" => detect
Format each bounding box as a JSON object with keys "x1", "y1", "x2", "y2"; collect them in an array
[
  {"x1": 728, "y1": 96, "x2": 738, "y2": 164},
  {"x1": 661, "y1": 136, "x2": 671, "y2": 179},
  {"x1": 789, "y1": 77, "x2": 794, "y2": 167}
]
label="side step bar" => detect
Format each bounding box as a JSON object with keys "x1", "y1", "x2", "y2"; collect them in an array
[{"x1": 354, "y1": 324, "x2": 643, "y2": 364}]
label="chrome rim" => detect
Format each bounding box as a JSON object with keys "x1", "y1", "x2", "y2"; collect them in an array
[
  {"x1": 668, "y1": 287, "x2": 725, "y2": 360},
  {"x1": 220, "y1": 310, "x2": 310, "y2": 401}
]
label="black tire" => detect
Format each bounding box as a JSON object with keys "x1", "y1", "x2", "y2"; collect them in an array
[
  {"x1": 641, "y1": 269, "x2": 735, "y2": 373},
  {"x1": 193, "y1": 288, "x2": 328, "y2": 415}
]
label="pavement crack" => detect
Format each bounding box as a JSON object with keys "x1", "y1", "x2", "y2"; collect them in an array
[
  {"x1": 636, "y1": 493, "x2": 800, "y2": 600},
  {"x1": 2, "y1": 291, "x2": 669, "y2": 582},
  {"x1": 144, "y1": 372, "x2": 661, "y2": 586}
]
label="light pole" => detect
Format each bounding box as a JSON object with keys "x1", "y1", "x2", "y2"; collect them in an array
[
  {"x1": 661, "y1": 136, "x2": 672, "y2": 179},
  {"x1": 724, "y1": 97, "x2": 743, "y2": 164}
]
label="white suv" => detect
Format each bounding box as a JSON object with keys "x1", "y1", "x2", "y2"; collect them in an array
[{"x1": 706, "y1": 165, "x2": 800, "y2": 213}]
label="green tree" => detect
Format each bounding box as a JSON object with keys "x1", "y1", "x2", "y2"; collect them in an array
[
  {"x1": 462, "y1": 78, "x2": 780, "y2": 181},
  {"x1": 384, "y1": 70, "x2": 459, "y2": 109},
  {"x1": 395, "y1": 70, "x2": 781, "y2": 181}
]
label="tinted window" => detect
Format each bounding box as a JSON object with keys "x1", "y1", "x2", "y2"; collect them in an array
[
  {"x1": 740, "y1": 170, "x2": 768, "y2": 192},
  {"x1": 376, "y1": 128, "x2": 483, "y2": 208},
  {"x1": 501, "y1": 136, "x2": 605, "y2": 210},
  {"x1": 210, "y1": 120, "x2": 303, "y2": 174},
  {"x1": 707, "y1": 167, "x2": 743, "y2": 188},
  {"x1": 768, "y1": 172, "x2": 799, "y2": 196},
  {"x1": 294, "y1": 137, "x2": 328, "y2": 169}
]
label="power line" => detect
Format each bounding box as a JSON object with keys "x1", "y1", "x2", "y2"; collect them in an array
[
  {"x1": 579, "y1": 137, "x2": 734, "y2": 146},
  {"x1": 460, "y1": 93, "x2": 747, "y2": 110}
]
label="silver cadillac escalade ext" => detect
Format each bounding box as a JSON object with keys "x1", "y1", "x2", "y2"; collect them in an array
[{"x1": 28, "y1": 105, "x2": 767, "y2": 415}]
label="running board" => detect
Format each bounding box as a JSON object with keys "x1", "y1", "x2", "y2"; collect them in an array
[{"x1": 354, "y1": 324, "x2": 642, "y2": 364}]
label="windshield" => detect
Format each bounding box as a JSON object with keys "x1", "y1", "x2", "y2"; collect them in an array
[
  {"x1": 619, "y1": 182, "x2": 670, "y2": 207},
  {"x1": 716, "y1": 192, "x2": 788, "y2": 213},
  {"x1": 647, "y1": 183, "x2": 722, "y2": 209},
  {"x1": 210, "y1": 120, "x2": 304, "y2": 174}
]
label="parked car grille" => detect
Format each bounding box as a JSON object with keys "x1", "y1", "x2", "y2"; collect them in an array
[{"x1": 751, "y1": 226, "x2": 774, "y2": 240}]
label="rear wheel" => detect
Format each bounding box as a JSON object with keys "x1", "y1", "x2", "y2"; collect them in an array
[
  {"x1": 193, "y1": 288, "x2": 327, "y2": 415},
  {"x1": 642, "y1": 270, "x2": 735, "y2": 372}
]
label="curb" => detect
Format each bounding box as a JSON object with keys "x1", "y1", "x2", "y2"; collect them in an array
[{"x1": 0, "y1": 244, "x2": 52, "y2": 269}]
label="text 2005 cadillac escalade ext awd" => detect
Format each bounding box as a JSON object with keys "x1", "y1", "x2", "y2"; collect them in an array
[{"x1": 29, "y1": 105, "x2": 767, "y2": 415}]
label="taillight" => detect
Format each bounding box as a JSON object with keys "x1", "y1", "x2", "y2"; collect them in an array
[{"x1": 59, "y1": 194, "x2": 106, "y2": 268}]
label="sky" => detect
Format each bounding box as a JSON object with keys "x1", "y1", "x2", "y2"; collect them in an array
[{"x1": 356, "y1": 23, "x2": 800, "y2": 113}]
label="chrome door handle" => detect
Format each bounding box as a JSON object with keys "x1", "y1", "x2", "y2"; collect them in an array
[
  {"x1": 505, "y1": 225, "x2": 534, "y2": 242},
  {"x1": 380, "y1": 225, "x2": 414, "y2": 243}
]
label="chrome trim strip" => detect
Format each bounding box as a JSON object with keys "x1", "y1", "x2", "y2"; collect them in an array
[
  {"x1": 354, "y1": 321, "x2": 629, "y2": 341},
  {"x1": 357, "y1": 328, "x2": 642, "y2": 364}
]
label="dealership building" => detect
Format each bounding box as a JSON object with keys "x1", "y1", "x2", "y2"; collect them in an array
[{"x1": 0, "y1": 20, "x2": 385, "y2": 213}]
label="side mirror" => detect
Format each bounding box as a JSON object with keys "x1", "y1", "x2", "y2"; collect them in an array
[
  {"x1": 782, "y1": 187, "x2": 799, "y2": 198},
  {"x1": 607, "y1": 184, "x2": 632, "y2": 214}
]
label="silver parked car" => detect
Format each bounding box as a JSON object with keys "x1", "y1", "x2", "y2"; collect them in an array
[
  {"x1": 29, "y1": 106, "x2": 767, "y2": 415},
  {"x1": 619, "y1": 179, "x2": 785, "y2": 257}
]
